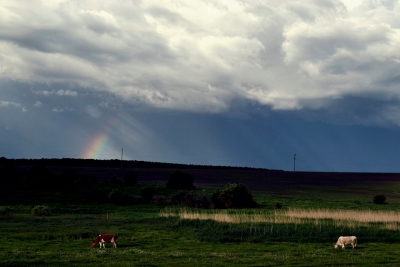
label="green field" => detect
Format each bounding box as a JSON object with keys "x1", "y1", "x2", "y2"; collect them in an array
[{"x1": 1, "y1": 166, "x2": 400, "y2": 266}]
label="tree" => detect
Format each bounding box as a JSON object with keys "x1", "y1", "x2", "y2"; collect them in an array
[
  {"x1": 172, "y1": 190, "x2": 212, "y2": 209},
  {"x1": 211, "y1": 183, "x2": 257, "y2": 208},
  {"x1": 140, "y1": 186, "x2": 156, "y2": 203},
  {"x1": 108, "y1": 188, "x2": 126, "y2": 205}
]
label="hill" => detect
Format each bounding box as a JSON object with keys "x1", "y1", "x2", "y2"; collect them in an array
[{"x1": 2, "y1": 157, "x2": 400, "y2": 199}]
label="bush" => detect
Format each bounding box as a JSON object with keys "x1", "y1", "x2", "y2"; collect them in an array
[
  {"x1": 153, "y1": 195, "x2": 169, "y2": 205},
  {"x1": 211, "y1": 183, "x2": 257, "y2": 209},
  {"x1": 108, "y1": 188, "x2": 129, "y2": 205},
  {"x1": 171, "y1": 191, "x2": 187, "y2": 204},
  {"x1": 141, "y1": 187, "x2": 156, "y2": 203},
  {"x1": 373, "y1": 195, "x2": 386, "y2": 204},
  {"x1": 166, "y1": 171, "x2": 195, "y2": 190},
  {"x1": 123, "y1": 171, "x2": 138, "y2": 185},
  {"x1": 32, "y1": 205, "x2": 51, "y2": 216},
  {"x1": 185, "y1": 191, "x2": 212, "y2": 209},
  {"x1": 172, "y1": 190, "x2": 212, "y2": 209}
]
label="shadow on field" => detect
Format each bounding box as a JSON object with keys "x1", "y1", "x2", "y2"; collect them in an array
[
  {"x1": 115, "y1": 244, "x2": 132, "y2": 248},
  {"x1": 334, "y1": 247, "x2": 364, "y2": 250}
]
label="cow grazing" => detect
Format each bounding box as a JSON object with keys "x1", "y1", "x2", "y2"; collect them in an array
[
  {"x1": 91, "y1": 234, "x2": 118, "y2": 248},
  {"x1": 334, "y1": 236, "x2": 357, "y2": 249}
]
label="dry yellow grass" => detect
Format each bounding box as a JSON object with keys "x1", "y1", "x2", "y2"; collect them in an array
[
  {"x1": 284, "y1": 208, "x2": 400, "y2": 223},
  {"x1": 160, "y1": 207, "x2": 400, "y2": 230}
]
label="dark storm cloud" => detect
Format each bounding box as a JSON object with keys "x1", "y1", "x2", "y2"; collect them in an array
[
  {"x1": 2, "y1": 1, "x2": 400, "y2": 172},
  {"x1": 1, "y1": 0, "x2": 399, "y2": 118}
]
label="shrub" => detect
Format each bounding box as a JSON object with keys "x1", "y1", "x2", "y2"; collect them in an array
[
  {"x1": 166, "y1": 171, "x2": 195, "y2": 190},
  {"x1": 185, "y1": 191, "x2": 212, "y2": 209},
  {"x1": 171, "y1": 191, "x2": 187, "y2": 204},
  {"x1": 153, "y1": 195, "x2": 169, "y2": 205},
  {"x1": 172, "y1": 190, "x2": 212, "y2": 209},
  {"x1": 123, "y1": 171, "x2": 138, "y2": 185},
  {"x1": 108, "y1": 188, "x2": 128, "y2": 205},
  {"x1": 211, "y1": 183, "x2": 257, "y2": 209},
  {"x1": 373, "y1": 195, "x2": 386, "y2": 204},
  {"x1": 140, "y1": 187, "x2": 156, "y2": 203},
  {"x1": 32, "y1": 205, "x2": 51, "y2": 216}
]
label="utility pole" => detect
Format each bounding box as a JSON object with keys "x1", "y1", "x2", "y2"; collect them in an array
[
  {"x1": 121, "y1": 148, "x2": 123, "y2": 169},
  {"x1": 293, "y1": 153, "x2": 296, "y2": 172}
]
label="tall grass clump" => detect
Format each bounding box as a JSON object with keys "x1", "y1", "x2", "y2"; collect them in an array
[
  {"x1": 162, "y1": 208, "x2": 400, "y2": 225},
  {"x1": 32, "y1": 205, "x2": 51, "y2": 216},
  {"x1": 161, "y1": 207, "x2": 400, "y2": 243},
  {"x1": 284, "y1": 208, "x2": 400, "y2": 223}
]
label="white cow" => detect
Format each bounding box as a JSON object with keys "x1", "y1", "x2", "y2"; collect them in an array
[{"x1": 334, "y1": 236, "x2": 357, "y2": 249}]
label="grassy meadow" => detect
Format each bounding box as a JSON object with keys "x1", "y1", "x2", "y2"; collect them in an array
[{"x1": 1, "y1": 166, "x2": 400, "y2": 266}]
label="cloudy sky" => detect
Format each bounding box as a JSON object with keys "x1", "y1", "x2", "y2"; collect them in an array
[{"x1": 1, "y1": 0, "x2": 400, "y2": 172}]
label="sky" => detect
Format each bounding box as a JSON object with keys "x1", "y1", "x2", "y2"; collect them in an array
[{"x1": 1, "y1": 0, "x2": 400, "y2": 172}]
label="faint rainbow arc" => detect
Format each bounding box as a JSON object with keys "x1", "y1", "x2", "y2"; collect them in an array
[{"x1": 81, "y1": 116, "x2": 120, "y2": 159}]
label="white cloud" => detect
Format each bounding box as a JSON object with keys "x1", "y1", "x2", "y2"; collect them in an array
[
  {"x1": 0, "y1": 0, "x2": 400, "y2": 121},
  {"x1": 37, "y1": 90, "x2": 78, "y2": 96},
  {"x1": 0, "y1": 101, "x2": 21, "y2": 108},
  {"x1": 34, "y1": 101, "x2": 42, "y2": 107},
  {"x1": 57, "y1": 90, "x2": 78, "y2": 96},
  {"x1": 87, "y1": 105, "x2": 101, "y2": 118},
  {"x1": 342, "y1": 0, "x2": 363, "y2": 10}
]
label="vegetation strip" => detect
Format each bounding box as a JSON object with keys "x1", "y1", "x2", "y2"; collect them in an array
[
  {"x1": 161, "y1": 208, "x2": 400, "y2": 231},
  {"x1": 2, "y1": 160, "x2": 400, "y2": 266}
]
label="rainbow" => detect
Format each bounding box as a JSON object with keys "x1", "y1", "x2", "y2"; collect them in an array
[{"x1": 81, "y1": 116, "x2": 120, "y2": 159}]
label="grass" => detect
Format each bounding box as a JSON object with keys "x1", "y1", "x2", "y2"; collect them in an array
[
  {"x1": 2, "y1": 203, "x2": 400, "y2": 266},
  {"x1": 1, "y1": 176, "x2": 400, "y2": 266},
  {"x1": 161, "y1": 207, "x2": 400, "y2": 224}
]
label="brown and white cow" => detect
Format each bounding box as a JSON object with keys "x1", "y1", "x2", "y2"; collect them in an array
[
  {"x1": 91, "y1": 234, "x2": 118, "y2": 248},
  {"x1": 334, "y1": 236, "x2": 357, "y2": 249}
]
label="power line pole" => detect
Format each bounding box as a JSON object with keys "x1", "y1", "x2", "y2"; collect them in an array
[
  {"x1": 121, "y1": 148, "x2": 123, "y2": 169},
  {"x1": 293, "y1": 153, "x2": 296, "y2": 172}
]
